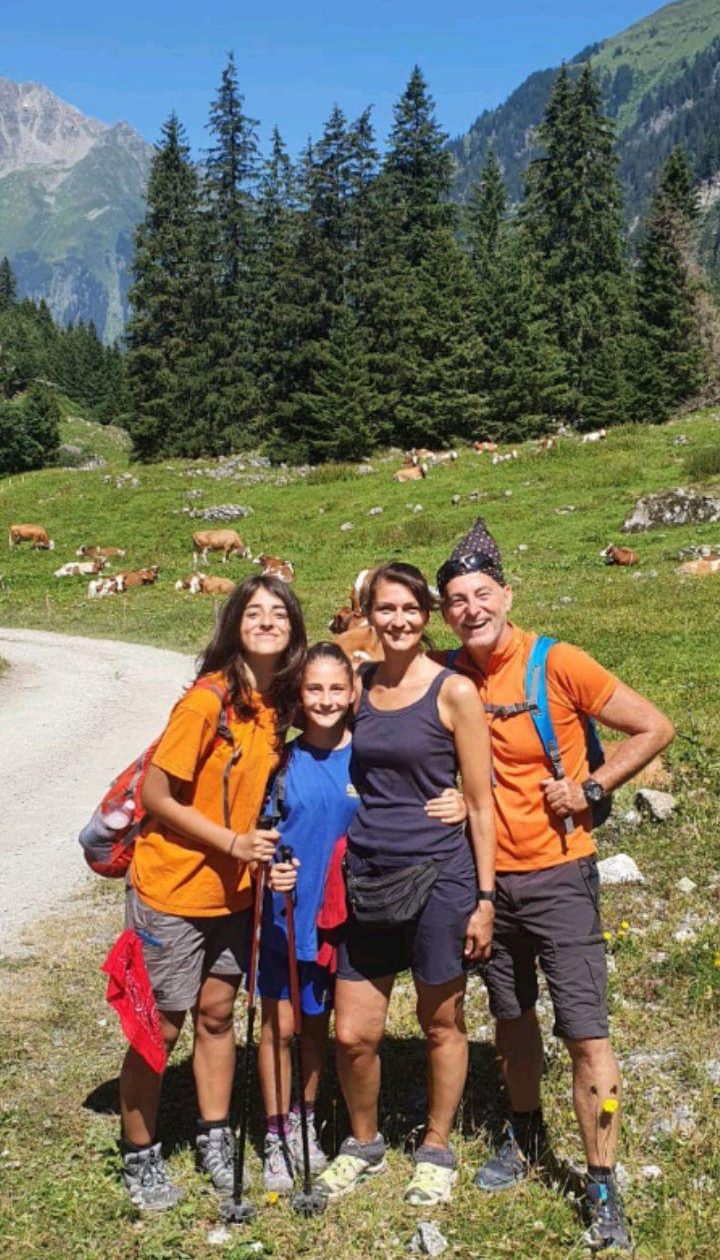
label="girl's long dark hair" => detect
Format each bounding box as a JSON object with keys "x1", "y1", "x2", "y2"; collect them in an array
[{"x1": 197, "y1": 574, "x2": 307, "y2": 746}]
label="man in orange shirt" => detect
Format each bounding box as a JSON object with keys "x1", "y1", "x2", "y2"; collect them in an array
[{"x1": 435, "y1": 519, "x2": 673, "y2": 1253}]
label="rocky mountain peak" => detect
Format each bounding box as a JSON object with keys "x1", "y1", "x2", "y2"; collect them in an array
[{"x1": 0, "y1": 78, "x2": 107, "y2": 178}]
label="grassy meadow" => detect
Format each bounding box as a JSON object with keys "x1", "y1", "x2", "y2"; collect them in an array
[{"x1": 1, "y1": 409, "x2": 719, "y2": 1258}]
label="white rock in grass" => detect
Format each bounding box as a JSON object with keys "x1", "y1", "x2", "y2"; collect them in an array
[
  {"x1": 340, "y1": 522, "x2": 354, "y2": 532},
  {"x1": 614, "y1": 1161, "x2": 631, "y2": 1192},
  {"x1": 640, "y1": 1164, "x2": 663, "y2": 1181},
  {"x1": 407, "y1": 1221, "x2": 448, "y2": 1256},
  {"x1": 597, "y1": 854, "x2": 645, "y2": 885},
  {"x1": 451, "y1": 494, "x2": 462, "y2": 505},
  {"x1": 704, "y1": 1059, "x2": 720, "y2": 1087},
  {"x1": 635, "y1": 789, "x2": 677, "y2": 822},
  {"x1": 673, "y1": 926, "x2": 696, "y2": 944},
  {"x1": 676, "y1": 876, "x2": 696, "y2": 894},
  {"x1": 367, "y1": 506, "x2": 383, "y2": 516},
  {"x1": 206, "y1": 1226, "x2": 232, "y2": 1245}
]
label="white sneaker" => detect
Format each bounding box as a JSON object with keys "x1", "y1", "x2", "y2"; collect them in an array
[{"x1": 404, "y1": 1159, "x2": 458, "y2": 1205}]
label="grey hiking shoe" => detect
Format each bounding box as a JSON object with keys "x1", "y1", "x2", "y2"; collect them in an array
[
  {"x1": 122, "y1": 1142, "x2": 184, "y2": 1212},
  {"x1": 288, "y1": 1110, "x2": 327, "y2": 1173},
  {"x1": 583, "y1": 1179, "x2": 633, "y2": 1252},
  {"x1": 315, "y1": 1135, "x2": 387, "y2": 1199},
  {"x1": 263, "y1": 1130, "x2": 295, "y2": 1194},
  {"x1": 474, "y1": 1126, "x2": 541, "y2": 1192},
  {"x1": 196, "y1": 1125, "x2": 248, "y2": 1195}
]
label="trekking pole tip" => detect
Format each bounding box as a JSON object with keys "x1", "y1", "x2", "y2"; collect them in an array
[
  {"x1": 221, "y1": 1195, "x2": 258, "y2": 1224},
  {"x1": 290, "y1": 1187, "x2": 327, "y2": 1217}
]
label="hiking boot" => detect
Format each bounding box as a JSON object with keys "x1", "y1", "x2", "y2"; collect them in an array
[
  {"x1": 263, "y1": 1130, "x2": 295, "y2": 1194},
  {"x1": 315, "y1": 1135, "x2": 387, "y2": 1199},
  {"x1": 196, "y1": 1125, "x2": 248, "y2": 1195},
  {"x1": 288, "y1": 1109, "x2": 327, "y2": 1173},
  {"x1": 473, "y1": 1127, "x2": 538, "y2": 1192},
  {"x1": 122, "y1": 1142, "x2": 184, "y2": 1212},
  {"x1": 583, "y1": 1179, "x2": 633, "y2": 1252},
  {"x1": 404, "y1": 1157, "x2": 458, "y2": 1205}
]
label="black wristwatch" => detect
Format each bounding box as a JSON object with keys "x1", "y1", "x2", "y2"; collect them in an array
[
  {"x1": 477, "y1": 890, "x2": 496, "y2": 904},
  {"x1": 582, "y1": 778, "x2": 606, "y2": 805}
]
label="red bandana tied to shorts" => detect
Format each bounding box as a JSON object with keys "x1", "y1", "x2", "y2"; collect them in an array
[{"x1": 102, "y1": 929, "x2": 167, "y2": 1073}]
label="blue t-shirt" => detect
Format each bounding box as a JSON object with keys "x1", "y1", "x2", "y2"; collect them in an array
[{"x1": 262, "y1": 736, "x2": 359, "y2": 961}]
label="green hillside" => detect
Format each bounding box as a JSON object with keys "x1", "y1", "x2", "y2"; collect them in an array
[
  {"x1": 1, "y1": 408, "x2": 719, "y2": 754},
  {"x1": 591, "y1": 0, "x2": 720, "y2": 131},
  {"x1": 1, "y1": 410, "x2": 720, "y2": 1259},
  {"x1": 1, "y1": 408, "x2": 720, "y2": 1254}
]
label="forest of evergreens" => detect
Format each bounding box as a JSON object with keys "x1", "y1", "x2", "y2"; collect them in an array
[
  {"x1": 1, "y1": 56, "x2": 715, "y2": 473},
  {"x1": 124, "y1": 57, "x2": 715, "y2": 463}
]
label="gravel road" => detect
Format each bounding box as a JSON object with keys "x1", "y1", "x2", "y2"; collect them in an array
[{"x1": 0, "y1": 628, "x2": 195, "y2": 956}]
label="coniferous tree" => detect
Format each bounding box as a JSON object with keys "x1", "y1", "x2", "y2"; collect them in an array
[
  {"x1": 523, "y1": 64, "x2": 631, "y2": 429},
  {"x1": 0, "y1": 385, "x2": 60, "y2": 474},
  {"x1": 200, "y1": 53, "x2": 261, "y2": 449},
  {"x1": 125, "y1": 114, "x2": 201, "y2": 459},
  {"x1": 0, "y1": 257, "x2": 17, "y2": 307},
  {"x1": 631, "y1": 148, "x2": 706, "y2": 421},
  {"x1": 297, "y1": 305, "x2": 374, "y2": 460},
  {"x1": 467, "y1": 153, "x2": 567, "y2": 438}
]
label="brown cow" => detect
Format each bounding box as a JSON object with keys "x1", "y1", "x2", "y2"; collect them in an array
[
  {"x1": 116, "y1": 565, "x2": 159, "y2": 588},
  {"x1": 538, "y1": 436, "x2": 557, "y2": 453},
  {"x1": 253, "y1": 554, "x2": 295, "y2": 582},
  {"x1": 192, "y1": 529, "x2": 251, "y2": 565},
  {"x1": 334, "y1": 622, "x2": 384, "y2": 666},
  {"x1": 393, "y1": 463, "x2": 428, "y2": 483},
  {"x1": 473, "y1": 441, "x2": 498, "y2": 454},
  {"x1": 676, "y1": 557, "x2": 720, "y2": 577},
  {"x1": 175, "y1": 572, "x2": 236, "y2": 595},
  {"x1": 602, "y1": 544, "x2": 640, "y2": 566},
  {"x1": 8, "y1": 523, "x2": 54, "y2": 550},
  {"x1": 76, "y1": 544, "x2": 126, "y2": 559}
]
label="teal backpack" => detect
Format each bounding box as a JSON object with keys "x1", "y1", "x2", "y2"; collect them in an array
[{"x1": 447, "y1": 634, "x2": 611, "y2": 833}]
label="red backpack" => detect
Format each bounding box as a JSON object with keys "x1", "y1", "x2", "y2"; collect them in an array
[{"x1": 78, "y1": 679, "x2": 238, "y2": 877}]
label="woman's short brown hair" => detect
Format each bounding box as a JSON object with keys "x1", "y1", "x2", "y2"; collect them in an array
[{"x1": 362, "y1": 562, "x2": 436, "y2": 616}]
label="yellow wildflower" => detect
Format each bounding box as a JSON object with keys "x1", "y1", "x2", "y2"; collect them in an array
[
  {"x1": 714, "y1": 952, "x2": 720, "y2": 969},
  {"x1": 601, "y1": 1098, "x2": 619, "y2": 1115},
  {"x1": 603, "y1": 931, "x2": 613, "y2": 942},
  {"x1": 266, "y1": 1191, "x2": 279, "y2": 1205},
  {"x1": 620, "y1": 921, "x2": 630, "y2": 931}
]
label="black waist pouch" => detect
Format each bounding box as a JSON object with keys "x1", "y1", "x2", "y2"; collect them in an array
[{"x1": 344, "y1": 857, "x2": 438, "y2": 926}]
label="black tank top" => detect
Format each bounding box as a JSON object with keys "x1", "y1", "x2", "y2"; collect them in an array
[{"x1": 348, "y1": 666, "x2": 468, "y2": 863}]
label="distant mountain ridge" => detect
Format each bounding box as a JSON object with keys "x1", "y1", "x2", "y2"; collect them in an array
[
  {"x1": 448, "y1": 0, "x2": 720, "y2": 249},
  {"x1": 0, "y1": 79, "x2": 152, "y2": 343}
]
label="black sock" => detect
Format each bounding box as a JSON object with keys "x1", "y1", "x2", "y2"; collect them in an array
[
  {"x1": 511, "y1": 1108, "x2": 545, "y2": 1158},
  {"x1": 197, "y1": 1116, "x2": 229, "y2": 1135},
  {"x1": 121, "y1": 1137, "x2": 153, "y2": 1154},
  {"x1": 587, "y1": 1164, "x2": 614, "y2": 1184}
]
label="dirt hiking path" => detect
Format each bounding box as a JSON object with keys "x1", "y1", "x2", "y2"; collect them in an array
[{"x1": 0, "y1": 628, "x2": 194, "y2": 956}]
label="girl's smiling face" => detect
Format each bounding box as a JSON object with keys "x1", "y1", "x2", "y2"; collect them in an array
[{"x1": 301, "y1": 657, "x2": 354, "y2": 734}]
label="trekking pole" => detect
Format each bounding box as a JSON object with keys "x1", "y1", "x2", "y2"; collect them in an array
[
  {"x1": 223, "y1": 856, "x2": 267, "y2": 1224},
  {"x1": 280, "y1": 843, "x2": 327, "y2": 1217}
]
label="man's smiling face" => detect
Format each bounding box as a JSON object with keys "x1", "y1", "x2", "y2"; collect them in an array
[{"x1": 441, "y1": 571, "x2": 513, "y2": 660}]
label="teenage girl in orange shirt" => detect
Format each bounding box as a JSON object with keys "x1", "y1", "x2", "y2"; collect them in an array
[{"x1": 118, "y1": 574, "x2": 304, "y2": 1211}]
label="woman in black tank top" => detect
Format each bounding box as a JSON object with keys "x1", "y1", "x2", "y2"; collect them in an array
[{"x1": 316, "y1": 563, "x2": 496, "y2": 1207}]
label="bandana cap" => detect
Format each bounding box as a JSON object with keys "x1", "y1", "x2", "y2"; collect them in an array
[{"x1": 437, "y1": 516, "x2": 505, "y2": 592}]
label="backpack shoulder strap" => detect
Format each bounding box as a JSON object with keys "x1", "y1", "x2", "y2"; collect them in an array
[{"x1": 526, "y1": 636, "x2": 574, "y2": 838}]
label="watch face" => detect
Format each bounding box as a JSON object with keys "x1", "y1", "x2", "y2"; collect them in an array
[{"x1": 584, "y1": 779, "x2": 604, "y2": 803}]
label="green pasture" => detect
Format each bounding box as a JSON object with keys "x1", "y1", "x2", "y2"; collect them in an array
[{"x1": 1, "y1": 409, "x2": 719, "y2": 1258}]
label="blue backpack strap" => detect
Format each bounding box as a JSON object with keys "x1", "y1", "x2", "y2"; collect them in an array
[
  {"x1": 526, "y1": 636, "x2": 574, "y2": 838},
  {"x1": 445, "y1": 648, "x2": 463, "y2": 670}
]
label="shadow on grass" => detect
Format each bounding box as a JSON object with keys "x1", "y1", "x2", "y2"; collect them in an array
[{"x1": 83, "y1": 1032, "x2": 506, "y2": 1159}]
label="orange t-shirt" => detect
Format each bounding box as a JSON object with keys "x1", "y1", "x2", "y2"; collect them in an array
[
  {"x1": 436, "y1": 626, "x2": 617, "y2": 872},
  {"x1": 130, "y1": 672, "x2": 279, "y2": 916}
]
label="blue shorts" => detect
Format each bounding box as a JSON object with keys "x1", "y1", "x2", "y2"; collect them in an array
[{"x1": 255, "y1": 946, "x2": 334, "y2": 1017}]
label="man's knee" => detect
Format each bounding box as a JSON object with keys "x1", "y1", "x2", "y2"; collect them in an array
[
  {"x1": 335, "y1": 1015, "x2": 381, "y2": 1057},
  {"x1": 564, "y1": 1035, "x2": 615, "y2": 1070}
]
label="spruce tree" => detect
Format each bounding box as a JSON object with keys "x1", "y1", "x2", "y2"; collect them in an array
[
  {"x1": 523, "y1": 64, "x2": 631, "y2": 429},
  {"x1": 0, "y1": 257, "x2": 17, "y2": 307},
  {"x1": 296, "y1": 305, "x2": 374, "y2": 461},
  {"x1": 125, "y1": 114, "x2": 201, "y2": 459},
  {"x1": 631, "y1": 148, "x2": 706, "y2": 422},
  {"x1": 200, "y1": 53, "x2": 261, "y2": 450},
  {"x1": 0, "y1": 385, "x2": 60, "y2": 474},
  {"x1": 467, "y1": 148, "x2": 506, "y2": 272}
]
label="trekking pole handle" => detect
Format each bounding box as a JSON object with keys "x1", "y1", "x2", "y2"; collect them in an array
[{"x1": 280, "y1": 843, "x2": 294, "y2": 864}]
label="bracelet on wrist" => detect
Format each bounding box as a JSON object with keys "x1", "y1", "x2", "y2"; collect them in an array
[{"x1": 477, "y1": 889, "x2": 496, "y2": 904}]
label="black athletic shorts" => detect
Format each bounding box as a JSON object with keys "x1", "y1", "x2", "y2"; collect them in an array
[{"x1": 484, "y1": 856, "x2": 609, "y2": 1040}]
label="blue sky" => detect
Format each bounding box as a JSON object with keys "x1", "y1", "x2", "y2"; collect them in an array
[{"x1": 1, "y1": 1, "x2": 661, "y2": 155}]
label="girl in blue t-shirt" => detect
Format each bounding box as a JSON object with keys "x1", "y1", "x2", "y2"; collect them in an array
[{"x1": 256, "y1": 641, "x2": 466, "y2": 1193}]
